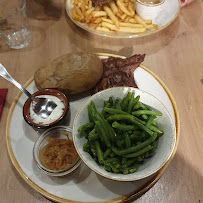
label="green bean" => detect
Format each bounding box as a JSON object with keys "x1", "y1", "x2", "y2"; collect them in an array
[
  {"x1": 96, "y1": 112, "x2": 116, "y2": 142},
  {"x1": 96, "y1": 113, "x2": 110, "y2": 138},
  {"x1": 112, "y1": 167, "x2": 120, "y2": 173},
  {"x1": 78, "y1": 122, "x2": 94, "y2": 132},
  {"x1": 108, "y1": 97, "x2": 114, "y2": 107},
  {"x1": 132, "y1": 96, "x2": 140, "y2": 110},
  {"x1": 120, "y1": 158, "x2": 137, "y2": 170},
  {"x1": 95, "y1": 141, "x2": 104, "y2": 164},
  {"x1": 83, "y1": 142, "x2": 90, "y2": 153},
  {"x1": 124, "y1": 145, "x2": 152, "y2": 158},
  {"x1": 89, "y1": 103, "x2": 97, "y2": 122},
  {"x1": 90, "y1": 142, "x2": 97, "y2": 157},
  {"x1": 114, "y1": 99, "x2": 122, "y2": 110},
  {"x1": 127, "y1": 92, "x2": 135, "y2": 113},
  {"x1": 122, "y1": 157, "x2": 127, "y2": 164},
  {"x1": 149, "y1": 125, "x2": 164, "y2": 134},
  {"x1": 112, "y1": 121, "x2": 137, "y2": 131},
  {"x1": 117, "y1": 139, "x2": 125, "y2": 147},
  {"x1": 104, "y1": 165, "x2": 111, "y2": 172},
  {"x1": 133, "y1": 103, "x2": 140, "y2": 110},
  {"x1": 137, "y1": 156, "x2": 143, "y2": 162},
  {"x1": 146, "y1": 115, "x2": 156, "y2": 128},
  {"x1": 129, "y1": 164, "x2": 138, "y2": 173},
  {"x1": 113, "y1": 162, "x2": 121, "y2": 169},
  {"x1": 91, "y1": 100, "x2": 97, "y2": 113},
  {"x1": 110, "y1": 152, "x2": 116, "y2": 158},
  {"x1": 145, "y1": 152, "x2": 149, "y2": 158},
  {"x1": 132, "y1": 110, "x2": 162, "y2": 117},
  {"x1": 152, "y1": 120, "x2": 157, "y2": 126},
  {"x1": 142, "y1": 115, "x2": 149, "y2": 120},
  {"x1": 87, "y1": 104, "x2": 94, "y2": 122},
  {"x1": 103, "y1": 148, "x2": 112, "y2": 159},
  {"x1": 107, "y1": 114, "x2": 154, "y2": 136},
  {"x1": 95, "y1": 121, "x2": 111, "y2": 147},
  {"x1": 124, "y1": 132, "x2": 131, "y2": 148},
  {"x1": 112, "y1": 133, "x2": 157, "y2": 156},
  {"x1": 130, "y1": 133, "x2": 141, "y2": 141},
  {"x1": 104, "y1": 107, "x2": 129, "y2": 115},
  {"x1": 104, "y1": 157, "x2": 119, "y2": 164},
  {"x1": 121, "y1": 92, "x2": 131, "y2": 111},
  {"x1": 139, "y1": 103, "x2": 148, "y2": 110},
  {"x1": 88, "y1": 129, "x2": 99, "y2": 141},
  {"x1": 94, "y1": 125, "x2": 103, "y2": 143}
]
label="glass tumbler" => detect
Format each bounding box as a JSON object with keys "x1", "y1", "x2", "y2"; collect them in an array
[{"x1": 0, "y1": 0, "x2": 30, "y2": 49}]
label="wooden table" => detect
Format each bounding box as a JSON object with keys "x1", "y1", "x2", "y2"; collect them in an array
[{"x1": 0, "y1": 0, "x2": 202, "y2": 202}]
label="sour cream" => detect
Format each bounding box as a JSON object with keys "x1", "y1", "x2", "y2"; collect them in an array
[{"x1": 29, "y1": 95, "x2": 65, "y2": 125}]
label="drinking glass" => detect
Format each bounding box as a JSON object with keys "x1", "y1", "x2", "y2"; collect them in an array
[{"x1": 0, "y1": 0, "x2": 30, "y2": 49}]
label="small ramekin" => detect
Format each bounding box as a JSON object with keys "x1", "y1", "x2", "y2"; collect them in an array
[
  {"x1": 33, "y1": 126, "x2": 81, "y2": 176},
  {"x1": 23, "y1": 88, "x2": 69, "y2": 129}
]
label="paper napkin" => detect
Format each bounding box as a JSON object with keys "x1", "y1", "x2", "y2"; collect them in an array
[{"x1": 0, "y1": 88, "x2": 8, "y2": 117}]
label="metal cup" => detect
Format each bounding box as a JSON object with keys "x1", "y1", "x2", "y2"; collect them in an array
[{"x1": 0, "y1": 0, "x2": 30, "y2": 49}]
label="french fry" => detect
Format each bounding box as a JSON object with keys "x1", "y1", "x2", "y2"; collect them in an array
[
  {"x1": 134, "y1": 14, "x2": 147, "y2": 26},
  {"x1": 144, "y1": 19, "x2": 152, "y2": 24},
  {"x1": 101, "y1": 22, "x2": 119, "y2": 31},
  {"x1": 116, "y1": 13, "x2": 122, "y2": 20},
  {"x1": 96, "y1": 26, "x2": 115, "y2": 33},
  {"x1": 80, "y1": 3, "x2": 86, "y2": 14},
  {"x1": 109, "y1": 1, "x2": 118, "y2": 14},
  {"x1": 120, "y1": 22, "x2": 144, "y2": 28},
  {"x1": 94, "y1": 17, "x2": 102, "y2": 24},
  {"x1": 102, "y1": 18, "x2": 114, "y2": 24},
  {"x1": 76, "y1": 6, "x2": 84, "y2": 20},
  {"x1": 103, "y1": 6, "x2": 120, "y2": 28},
  {"x1": 92, "y1": 11, "x2": 107, "y2": 17},
  {"x1": 128, "y1": 4, "x2": 135, "y2": 16},
  {"x1": 88, "y1": 23, "x2": 98, "y2": 29},
  {"x1": 145, "y1": 24, "x2": 158, "y2": 29},
  {"x1": 123, "y1": 16, "x2": 130, "y2": 23},
  {"x1": 118, "y1": 27, "x2": 146, "y2": 33},
  {"x1": 121, "y1": 13, "x2": 127, "y2": 20},
  {"x1": 129, "y1": 18, "x2": 137, "y2": 24},
  {"x1": 88, "y1": 0, "x2": 92, "y2": 8},
  {"x1": 85, "y1": 7, "x2": 95, "y2": 15},
  {"x1": 117, "y1": 0, "x2": 131, "y2": 16}
]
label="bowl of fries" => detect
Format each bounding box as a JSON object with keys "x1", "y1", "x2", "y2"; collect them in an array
[{"x1": 65, "y1": 0, "x2": 180, "y2": 38}]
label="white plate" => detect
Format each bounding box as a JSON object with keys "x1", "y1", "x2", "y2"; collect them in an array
[
  {"x1": 6, "y1": 54, "x2": 180, "y2": 202},
  {"x1": 65, "y1": 0, "x2": 180, "y2": 38}
]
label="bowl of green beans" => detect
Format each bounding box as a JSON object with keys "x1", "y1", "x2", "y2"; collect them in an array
[{"x1": 73, "y1": 87, "x2": 176, "y2": 181}]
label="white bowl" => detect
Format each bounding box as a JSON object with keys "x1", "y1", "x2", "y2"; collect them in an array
[
  {"x1": 73, "y1": 87, "x2": 176, "y2": 181},
  {"x1": 135, "y1": 0, "x2": 180, "y2": 27}
]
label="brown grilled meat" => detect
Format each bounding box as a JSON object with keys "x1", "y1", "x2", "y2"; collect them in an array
[
  {"x1": 92, "y1": 0, "x2": 113, "y2": 7},
  {"x1": 92, "y1": 54, "x2": 145, "y2": 94}
]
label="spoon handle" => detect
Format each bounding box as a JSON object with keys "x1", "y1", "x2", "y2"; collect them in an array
[{"x1": 0, "y1": 63, "x2": 32, "y2": 98}]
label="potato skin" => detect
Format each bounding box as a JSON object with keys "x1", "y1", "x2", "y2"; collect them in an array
[{"x1": 34, "y1": 52, "x2": 103, "y2": 94}]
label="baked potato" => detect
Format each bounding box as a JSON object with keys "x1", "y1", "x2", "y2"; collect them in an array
[{"x1": 34, "y1": 52, "x2": 103, "y2": 95}]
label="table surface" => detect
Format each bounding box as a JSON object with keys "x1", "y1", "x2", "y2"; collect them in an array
[{"x1": 0, "y1": 0, "x2": 202, "y2": 202}]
